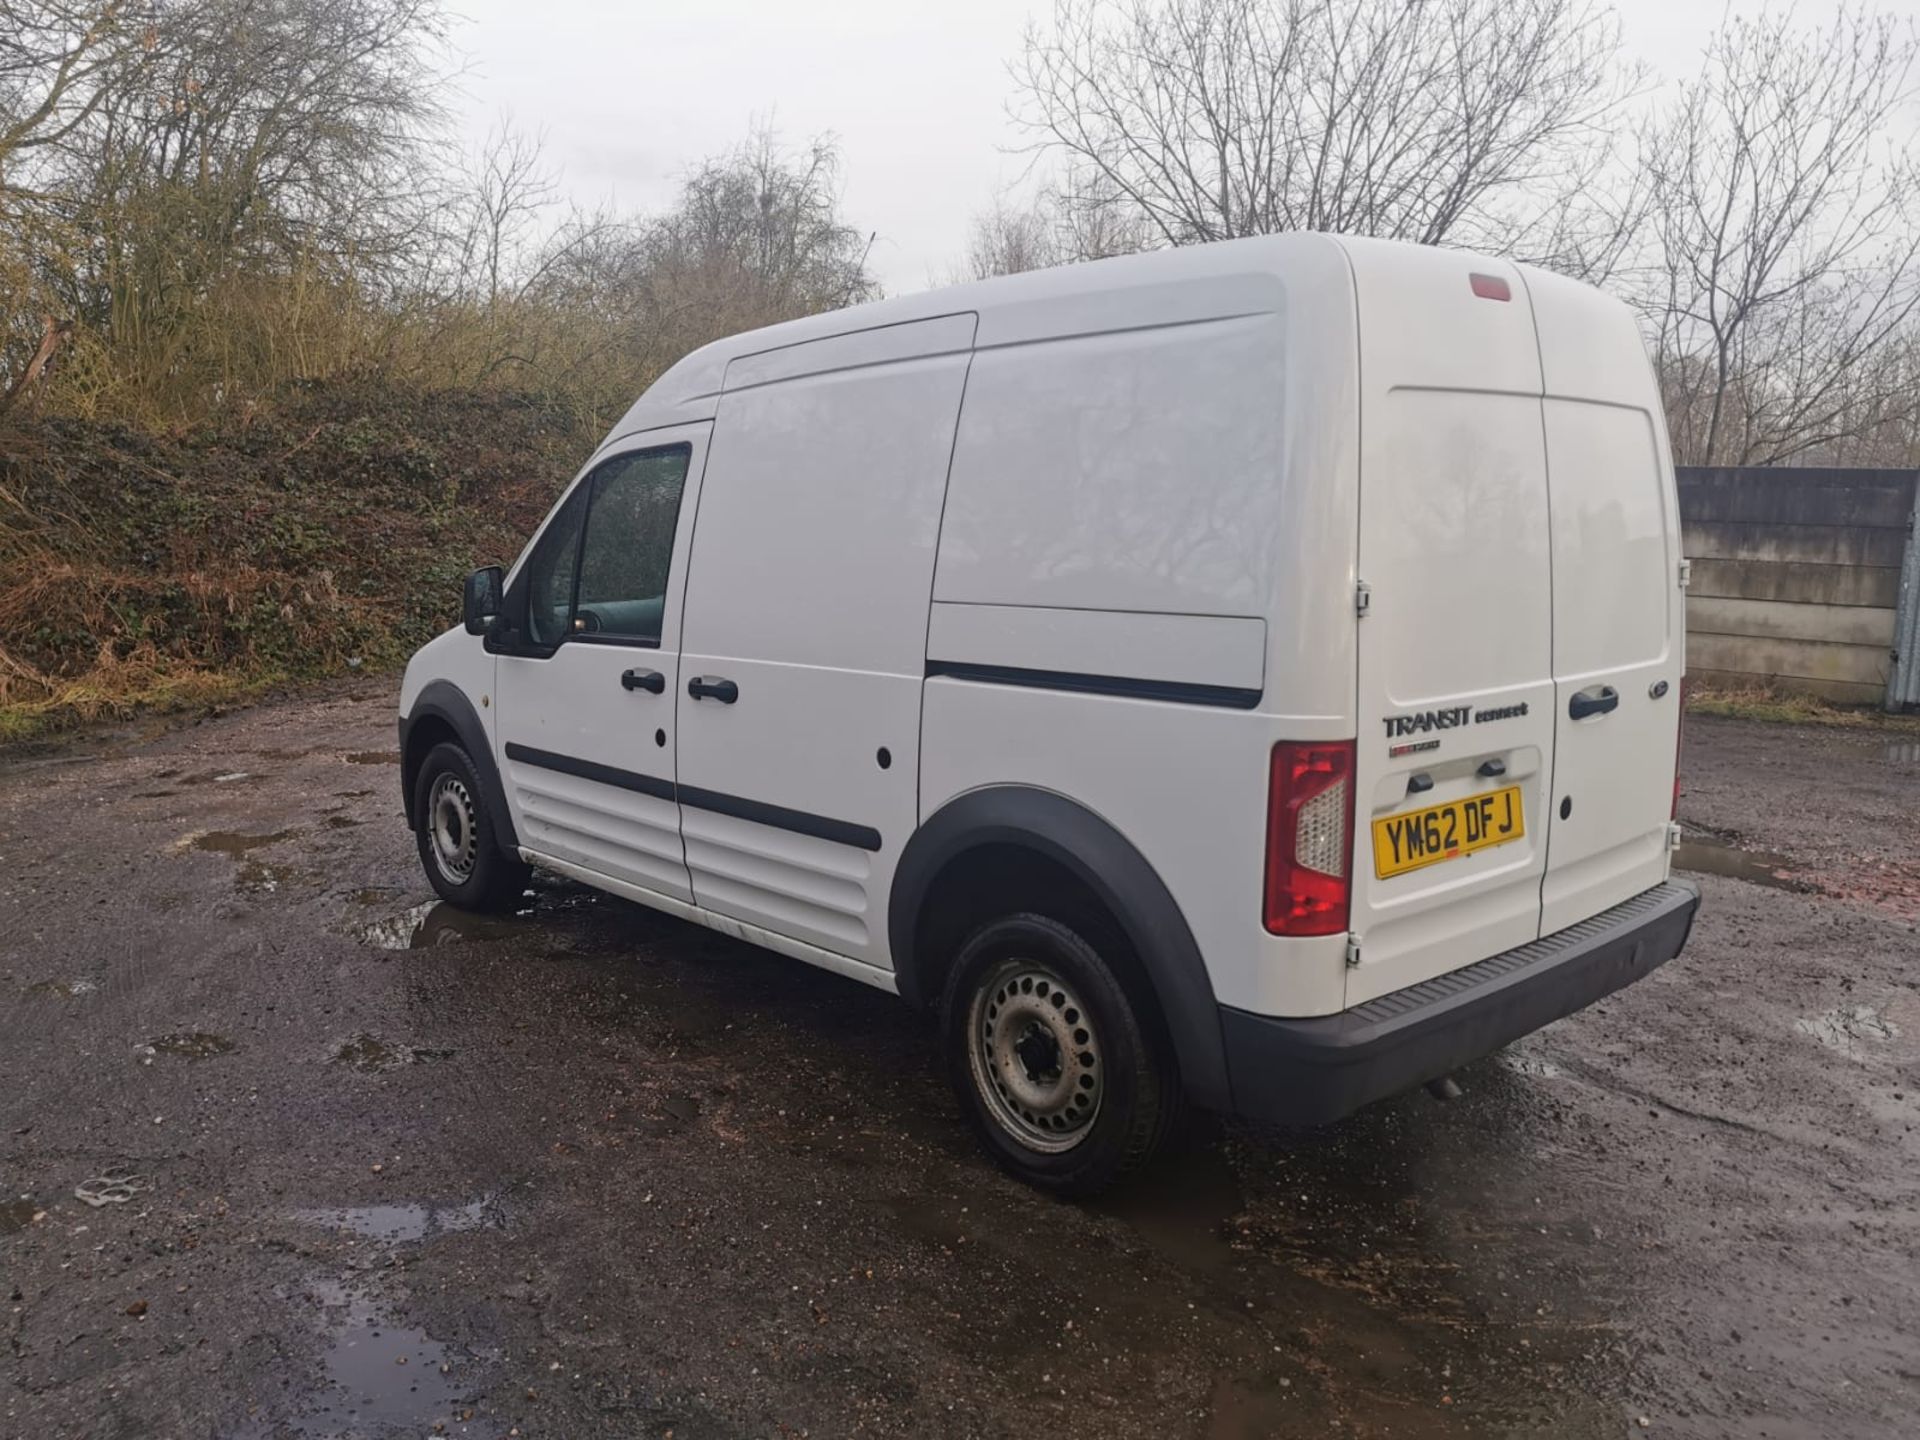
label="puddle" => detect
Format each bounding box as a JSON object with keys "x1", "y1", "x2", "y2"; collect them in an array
[
  {"x1": 880, "y1": 1193, "x2": 970, "y2": 1250},
  {"x1": 173, "y1": 768, "x2": 261, "y2": 787},
  {"x1": 1091, "y1": 1142, "x2": 1245, "y2": 1276},
  {"x1": 139, "y1": 1032, "x2": 237, "y2": 1061},
  {"x1": 633, "y1": 1089, "x2": 707, "y2": 1139},
  {"x1": 292, "y1": 1196, "x2": 499, "y2": 1244},
  {"x1": 332, "y1": 1033, "x2": 455, "y2": 1072},
  {"x1": 1673, "y1": 834, "x2": 1805, "y2": 891},
  {"x1": 662, "y1": 1092, "x2": 702, "y2": 1122},
  {"x1": 324, "y1": 815, "x2": 362, "y2": 829},
  {"x1": 168, "y1": 829, "x2": 304, "y2": 881},
  {"x1": 1206, "y1": 1375, "x2": 1303, "y2": 1439},
  {"x1": 345, "y1": 750, "x2": 400, "y2": 765},
  {"x1": 189, "y1": 829, "x2": 302, "y2": 857},
  {"x1": 353, "y1": 902, "x2": 524, "y2": 950},
  {"x1": 348, "y1": 886, "x2": 402, "y2": 906},
  {"x1": 1885, "y1": 741, "x2": 1920, "y2": 764},
  {"x1": 236, "y1": 1278, "x2": 497, "y2": 1439},
  {"x1": 1796, "y1": 1005, "x2": 1900, "y2": 1055},
  {"x1": 237, "y1": 860, "x2": 297, "y2": 894},
  {"x1": 0, "y1": 1197, "x2": 40, "y2": 1235}
]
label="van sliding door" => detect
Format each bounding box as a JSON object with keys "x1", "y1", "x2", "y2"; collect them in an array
[{"x1": 671, "y1": 315, "x2": 976, "y2": 972}]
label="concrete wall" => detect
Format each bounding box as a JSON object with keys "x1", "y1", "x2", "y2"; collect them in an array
[{"x1": 1678, "y1": 466, "x2": 1919, "y2": 706}]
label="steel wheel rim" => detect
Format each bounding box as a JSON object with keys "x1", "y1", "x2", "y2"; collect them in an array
[
  {"x1": 427, "y1": 772, "x2": 479, "y2": 883},
  {"x1": 967, "y1": 957, "x2": 1103, "y2": 1153}
]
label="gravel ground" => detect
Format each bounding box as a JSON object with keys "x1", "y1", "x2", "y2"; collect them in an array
[{"x1": 1, "y1": 690, "x2": 1915, "y2": 1439}]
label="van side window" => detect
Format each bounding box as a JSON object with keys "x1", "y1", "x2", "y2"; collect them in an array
[
  {"x1": 573, "y1": 444, "x2": 692, "y2": 645},
  {"x1": 524, "y1": 486, "x2": 587, "y2": 649}
]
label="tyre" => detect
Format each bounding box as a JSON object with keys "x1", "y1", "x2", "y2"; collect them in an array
[
  {"x1": 412, "y1": 741, "x2": 531, "y2": 912},
  {"x1": 940, "y1": 912, "x2": 1180, "y2": 1196}
]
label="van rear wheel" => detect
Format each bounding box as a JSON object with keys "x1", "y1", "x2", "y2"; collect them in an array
[{"x1": 941, "y1": 913, "x2": 1178, "y2": 1196}]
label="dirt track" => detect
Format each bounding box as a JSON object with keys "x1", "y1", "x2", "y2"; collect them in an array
[{"x1": 2, "y1": 687, "x2": 1916, "y2": 1439}]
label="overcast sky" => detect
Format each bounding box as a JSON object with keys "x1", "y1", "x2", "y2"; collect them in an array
[{"x1": 444, "y1": 0, "x2": 1852, "y2": 296}]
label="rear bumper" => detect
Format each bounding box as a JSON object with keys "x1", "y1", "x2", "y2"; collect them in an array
[{"x1": 1220, "y1": 879, "x2": 1700, "y2": 1126}]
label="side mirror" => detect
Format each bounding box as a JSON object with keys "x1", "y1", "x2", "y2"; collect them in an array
[{"x1": 462, "y1": 565, "x2": 503, "y2": 636}]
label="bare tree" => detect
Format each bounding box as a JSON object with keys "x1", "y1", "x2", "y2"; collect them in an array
[
  {"x1": 458, "y1": 118, "x2": 558, "y2": 308},
  {"x1": 0, "y1": 1, "x2": 156, "y2": 194},
  {"x1": 1639, "y1": 5, "x2": 1920, "y2": 466},
  {"x1": 1011, "y1": 0, "x2": 1638, "y2": 260},
  {"x1": 626, "y1": 127, "x2": 878, "y2": 361},
  {"x1": 10, "y1": 0, "x2": 453, "y2": 410},
  {"x1": 961, "y1": 198, "x2": 1061, "y2": 279},
  {"x1": 0, "y1": 3, "x2": 161, "y2": 406}
]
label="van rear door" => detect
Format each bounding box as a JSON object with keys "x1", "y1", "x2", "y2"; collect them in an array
[
  {"x1": 1522, "y1": 268, "x2": 1684, "y2": 934},
  {"x1": 1339, "y1": 242, "x2": 1556, "y2": 1006}
]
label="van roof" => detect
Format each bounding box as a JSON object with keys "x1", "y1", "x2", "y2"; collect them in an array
[
  {"x1": 608, "y1": 233, "x2": 1621, "y2": 441},
  {"x1": 611, "y1": 231, "x2": 1355, "y2": 439}
]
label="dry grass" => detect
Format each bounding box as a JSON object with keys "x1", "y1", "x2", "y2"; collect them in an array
[
  {"x1": 1686, "y1": 682, "x2": 1920, "y2": 731},
  {"x1": 0, "y1": 643, "x2": 273, "y2": 745}
]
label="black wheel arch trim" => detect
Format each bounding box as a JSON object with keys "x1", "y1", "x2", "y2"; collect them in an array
[
  {"x1": 399, "y1": 680, "x2": 520, "y2": 854},
  {"x1": 890, "y1": 785, "x2": 1231, "y2": 1111}
]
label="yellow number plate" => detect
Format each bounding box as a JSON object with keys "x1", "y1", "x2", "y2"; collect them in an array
[{"x1": 1372, "y1": 786, "x2": 1525, "y2": 879}]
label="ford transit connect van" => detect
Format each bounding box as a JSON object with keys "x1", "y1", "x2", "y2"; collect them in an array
[{"x1": 398, "y1": 234, "x2": 1700, "y2": 1194}]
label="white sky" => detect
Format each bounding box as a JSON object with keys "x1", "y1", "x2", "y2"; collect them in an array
[{"x1": 444, "y1": 0, "x2": 1865, "y2": 296}]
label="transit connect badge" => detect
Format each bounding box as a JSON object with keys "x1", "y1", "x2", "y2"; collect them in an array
[{"x1": 1382, "y1": 700, "x2": 1528, "y2": 740}]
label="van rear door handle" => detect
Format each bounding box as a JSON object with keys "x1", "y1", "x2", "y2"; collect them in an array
[
  {"x1": 620, "y1": 668, "x2": 665, "y2": 694},
  {"x1": 687, "y1": 676, "x2": 739, "y2": 704},
  {"x1": 1568, "y1": 686, "x2": 1619, "y2": 720}
]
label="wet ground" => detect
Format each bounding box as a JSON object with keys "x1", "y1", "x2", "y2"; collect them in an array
[{"x1": 2, "y1": 684, "x2": 1916, "y2": 1439}]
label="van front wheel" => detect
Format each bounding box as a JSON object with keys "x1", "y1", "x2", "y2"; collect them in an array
[
  {"x1": 941, "y1": 913, "x2": 1177, "y2": 1196},
  {"x1": 412, "y1": 741, "x2": 530, "y2": 912}
]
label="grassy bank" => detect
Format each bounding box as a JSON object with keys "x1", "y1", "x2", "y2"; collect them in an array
[{"x1": 0, "y1": 383, "x2": 597, "y2": 745}]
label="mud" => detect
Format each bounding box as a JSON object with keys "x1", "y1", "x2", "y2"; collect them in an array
[
  {"x1": 1, "y1": 690, "x2": 1917, "y2": 1438},
  {"x1": 140, "y1": 1031, "x2": 239, "y2": 1061},
  {"x1": 0, "y1": 1196, "x2": 39, "y2": 1235}
]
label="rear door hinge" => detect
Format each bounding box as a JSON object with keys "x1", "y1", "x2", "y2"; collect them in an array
[
  {"x1": 1668, "y1": 821, "x2": 1684, "y2": 851},
  {"x1": 1344, "y1": 933, "x2": 1362, "y2": 968},
  {"x1": 1677, "y1": 559, "x2": 1692, "y2": 590},
  {"x1": 1355, "y1": 580, "x2": 1372, "y2": 618}
]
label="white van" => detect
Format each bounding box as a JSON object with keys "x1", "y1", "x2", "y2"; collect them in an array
[{"x1": 398, "y1": 234, "x2": 1700, "y2": 1194}]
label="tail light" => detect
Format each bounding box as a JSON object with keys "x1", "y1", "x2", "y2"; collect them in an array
[
  {"x1": 1264, "y1": 741, "x2": 1356, "y2": 936},
  {"x1": 1672, "y1": 676, "x2": 1687, "y2": 819}
]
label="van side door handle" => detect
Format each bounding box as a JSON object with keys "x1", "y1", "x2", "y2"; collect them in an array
[
  {"x1": 1568, "y1": 685, "x2": 1619, "y2": 720},
  {"x1": 620, "y1": 668, "x2": 665, "y2": 694},
  {"x1": 687, "y1": 676, "x2": 739, "y2": 704}
]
